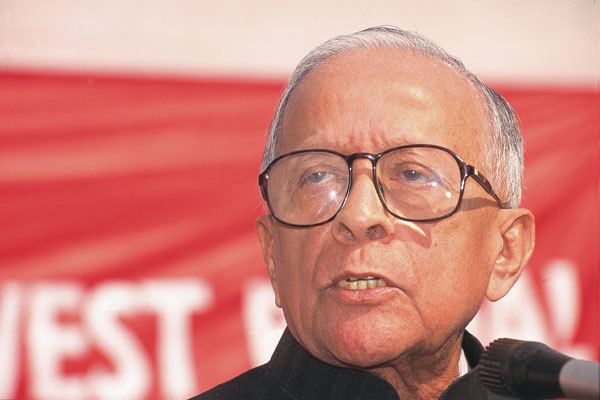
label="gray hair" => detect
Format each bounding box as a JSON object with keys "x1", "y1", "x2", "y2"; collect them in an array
[{"x1": 261, "y1": 26, "x2": 523, "y2": 208}]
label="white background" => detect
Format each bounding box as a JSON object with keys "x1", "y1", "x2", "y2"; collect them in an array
[{"x1": 1, "y1": 0, "x2": 598, "y2": 85}]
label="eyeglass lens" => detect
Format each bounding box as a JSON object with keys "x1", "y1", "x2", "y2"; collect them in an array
[{"x1": 265, "y1": 147, "x2": 462, "y2": 225}]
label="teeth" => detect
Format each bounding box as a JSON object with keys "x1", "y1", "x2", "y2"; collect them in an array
[{"x1": 337, "y1": 277, "x2": 387, "y2": 290}]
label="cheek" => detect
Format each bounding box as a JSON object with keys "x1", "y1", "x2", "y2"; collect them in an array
[
  {"x1": 414, "y1": 216, "x2": 496, "y2": 325},
  {"x1": 270, "y1": 227, "x2": 328, "y2": 318}
]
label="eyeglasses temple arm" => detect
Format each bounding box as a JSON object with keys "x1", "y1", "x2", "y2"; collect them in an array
[
  {"x1": 466, "y1": 165, "x2": 508, "y2": 209},
  {"x1": 258, "y1": 173, "x2": 268, "y2": 201}
]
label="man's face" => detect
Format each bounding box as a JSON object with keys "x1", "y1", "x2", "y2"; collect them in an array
[{"x1": 257, "y1": 48, "x2": 505, "y2": 368}]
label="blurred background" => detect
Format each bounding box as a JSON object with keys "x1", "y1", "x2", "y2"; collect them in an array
[{"x1": 0, "y1": 1, "x2": 598, "y2": 399}]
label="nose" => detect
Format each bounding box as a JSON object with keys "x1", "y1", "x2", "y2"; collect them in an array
[{"x1": 331, "y1": 161, "x2": 395, "y2": 245}]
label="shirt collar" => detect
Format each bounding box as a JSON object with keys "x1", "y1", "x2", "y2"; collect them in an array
[{"x1": 459, "y1": 347, "x2": 470, "y2": 377}]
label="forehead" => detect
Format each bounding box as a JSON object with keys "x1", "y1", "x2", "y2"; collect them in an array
[{"x1": 279, "y1": 48, "x2": 489, "y2": 162}]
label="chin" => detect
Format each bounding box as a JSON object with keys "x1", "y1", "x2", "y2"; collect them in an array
[
  {"x1": 333, "y1": 341, "x2": 405, "y2": 369},
  {"x1": 325, "y1": 323, "x2": 419, "y2": 369}
]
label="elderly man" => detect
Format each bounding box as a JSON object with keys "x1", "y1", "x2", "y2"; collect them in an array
[{"x1": 194, "y1": 26, "x2": 535, "y2": 400}]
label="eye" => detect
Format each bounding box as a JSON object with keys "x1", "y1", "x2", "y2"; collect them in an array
[
  {"x1": 388, "y1": 162, "x2": 439, "y2": 185},
  {"x1": 300, "y1": 170, "x2": 335, "y2": 186},
  {"x1": 401, "y1": 169, "x2": 435, "y2": 184}
]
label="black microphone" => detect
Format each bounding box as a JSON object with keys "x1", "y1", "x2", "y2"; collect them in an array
[{"x1": 479, "y1": 338, "x2": 599, "y2": 400}]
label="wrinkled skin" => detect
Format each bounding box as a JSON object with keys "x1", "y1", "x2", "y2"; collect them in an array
[{"x1": 256, "y1": 48, "x2": 535, "y2": 399}]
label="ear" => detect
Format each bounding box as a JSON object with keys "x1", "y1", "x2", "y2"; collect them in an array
[
  {"x1": 256, "y1": 215, "x2": 282, "y2": 308},
  {"x1": 486, "y1": 208, "x2": 535, "y2": 302}
]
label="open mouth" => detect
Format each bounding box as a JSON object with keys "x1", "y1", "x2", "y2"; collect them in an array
[{"x1": 337, "y1": 276, "x2": 387, "y2": 290}]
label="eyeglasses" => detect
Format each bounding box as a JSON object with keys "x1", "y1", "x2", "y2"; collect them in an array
[{"x1": 258, "y1": 144, "x2": 506, "y2": 227}]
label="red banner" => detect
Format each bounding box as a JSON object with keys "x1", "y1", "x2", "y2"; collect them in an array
[{"x1": 0, "y1": 71, "x2": 598, "y2": 400}]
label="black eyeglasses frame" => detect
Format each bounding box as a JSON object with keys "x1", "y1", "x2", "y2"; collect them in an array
[{"x1": 258, "y1": 144, "x2": 506, "y2": 228}]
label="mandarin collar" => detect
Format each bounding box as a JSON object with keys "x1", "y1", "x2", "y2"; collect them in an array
[{"x1": 266, "y1": 328, "x2": 501, "y2": 400}]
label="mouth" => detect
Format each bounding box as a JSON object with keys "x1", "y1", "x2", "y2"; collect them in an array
[
  {"x1": 337, "y1": 276, "x2": 388, "y2": 290},
  {"x1": 330, "y1": 273, "x2": 397, "y2": 304}
]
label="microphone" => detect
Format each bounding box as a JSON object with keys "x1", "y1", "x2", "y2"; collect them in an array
[{"x1": 479, "y1": 338, "x2": 599, "y2": 400}]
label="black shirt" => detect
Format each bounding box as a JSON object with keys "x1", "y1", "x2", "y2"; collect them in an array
[{"x1": 192, "y1": 328, "x2": 517, "y2": 399}]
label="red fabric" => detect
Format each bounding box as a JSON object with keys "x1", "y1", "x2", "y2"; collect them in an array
[{"x1": 0, "y1": 71, "x2": 597, "y2": 400}]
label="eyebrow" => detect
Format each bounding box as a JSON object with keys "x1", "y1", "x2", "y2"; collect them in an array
[
  {"x1": 286, "y1": 130, "x2": 429, "y2": 154},
  {"x1": 347, "y1": 133, "x2": 422, "y2": 153}
]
